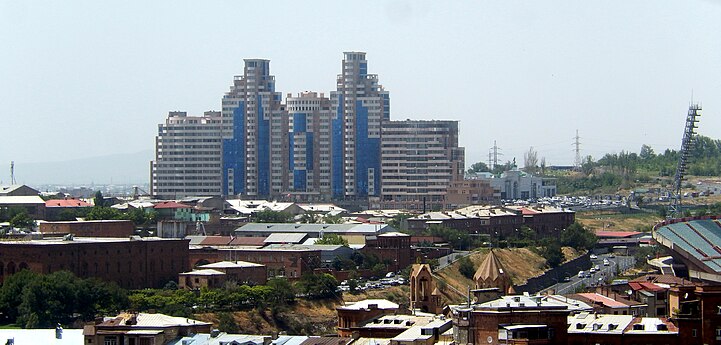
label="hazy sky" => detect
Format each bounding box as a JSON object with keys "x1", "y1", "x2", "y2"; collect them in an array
[{"x1": 2, "y1": 1, "x2": 720, "y2": 179}]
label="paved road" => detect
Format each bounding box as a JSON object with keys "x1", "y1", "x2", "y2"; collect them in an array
[{"x1": 543, "y1": 254, "x2": 636, "y2": 295}]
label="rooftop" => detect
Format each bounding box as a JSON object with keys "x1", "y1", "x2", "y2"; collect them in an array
[{"x1": 337, "y1": 299, "x2": 399, "y2": 311}]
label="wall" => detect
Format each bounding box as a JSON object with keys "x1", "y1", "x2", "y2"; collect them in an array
[{"x1": 515, "y1": 252, "x2": 592, "y2": 294}]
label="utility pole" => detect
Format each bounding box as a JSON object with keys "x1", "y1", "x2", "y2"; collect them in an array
[
  {"x1": 10, "y1": 161, "x2": 16, "y2": 185},
  {"x1": 573, "y1": 130, "x2": 581, "y2": 170},
  {"x1": 489, "y1": 140, "x2": 502, "y2": 170}
]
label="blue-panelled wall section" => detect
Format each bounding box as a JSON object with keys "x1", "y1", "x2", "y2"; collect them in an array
[
  {"x1": 222, "y1": 102, "x2": 245, "y2": 196},
  {"x1": 355, "y1": 100, "x2": 380, "y2": 197},
  {"x1": 257, "y1": 94, "x2": 270, "y2": 196},
  {"x1": 331, "y1": 95, "x2": 344, "y2": 198}
]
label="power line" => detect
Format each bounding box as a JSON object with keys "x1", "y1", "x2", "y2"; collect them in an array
[{"x1": 573, "y1": 130, "x2": 581, "y2": 170}]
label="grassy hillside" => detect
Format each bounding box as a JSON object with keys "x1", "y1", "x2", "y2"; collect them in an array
[
  {"x1": 193, "y1": 287, "x2": 410, "y2": 336},
  {"x1": 435, "y1": 247, "x2": 582, "y2": 304}
]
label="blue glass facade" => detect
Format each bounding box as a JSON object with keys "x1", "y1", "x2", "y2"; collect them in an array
[
  {"x1": 289, "y1": 112, "x2": 314, "y2": 191},
  {"x1": 257, "y1": 94, "x2": 270, "y2": 197},
  {"x1": 354, "y1": 100, "x2": 380, "y2": 197},
  {"x1": 222, "y1": 102, "x2": 246, "y2": 196},
  {"x1": 331, "y1": 95, "x2": 344, "y2": 198}
]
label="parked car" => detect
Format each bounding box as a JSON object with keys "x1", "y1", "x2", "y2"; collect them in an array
[{"x1": 590, "y1": 254, "x2": 598, "y2": 260}]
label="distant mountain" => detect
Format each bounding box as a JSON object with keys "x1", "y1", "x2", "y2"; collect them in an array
[{"x1": 10, "y1": 150, "x2": 153, "y2": 185}]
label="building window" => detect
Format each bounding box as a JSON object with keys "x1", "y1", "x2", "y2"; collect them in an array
[
  {"x1": 104, "y1": 337, "x2": 118, "y2": 345},
  {"x1": 692, "y1": 329, "x2": 698, "y2": 337}
]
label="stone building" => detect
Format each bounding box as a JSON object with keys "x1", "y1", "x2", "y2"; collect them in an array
[
  {"x1": 473, "y1": 250, "x2": 512, "y2": 294},
  {"x1": 409, "y1": 264, "x2": 443, "y2": 314}
]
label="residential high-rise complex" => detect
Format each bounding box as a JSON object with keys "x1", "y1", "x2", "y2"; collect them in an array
[
  {"x1": 152, "y1": 52, "x2": 466, "y2": 209},
  {"x1": 330, "y1": 52, "x2": 390, "y2": 199},
  {"x1": 379, "y1": 120, "x2": 465, "y2": 210},
  {"x1": 151, "y1": 111, "x2": 223, "y2": 199},
  {"x1": 287, "y1": 92, "x2": 333, "y2": 200},
  {"x1": 221, "y1": 59, "x2": 289, "y2": 198}
]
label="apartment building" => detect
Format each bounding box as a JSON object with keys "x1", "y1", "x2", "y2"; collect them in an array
[
  {"x1": 222, "y1": 59, "x2": 289, "y2": 198},
  {"x1": 151, "y1": 111, "x2": 223, "y2": 199},
  {"x1": 330, "y1": 52, "x2": 390, "y2": 199},
  {"x1": 287, "y1": 91, "x2": 334, "y2": 201},
  {"x1": 380, "y1": 120, "x2": 464, "y2": 210}
]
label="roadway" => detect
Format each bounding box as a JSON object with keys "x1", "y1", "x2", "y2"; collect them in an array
[{"x1": 542, "y1": 253, "x2": 636, "y2": 295}]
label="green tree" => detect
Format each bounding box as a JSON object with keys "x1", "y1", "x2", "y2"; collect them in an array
[
  {"x1": 560, "y1": 222, "x2": 597, "y2": 251},
  {"x1": 86, "y1": 206, "x2": 123, "y2": 220},
  {"x1": 217, "y1": 312, "x2": 240, "y2": 333},
  {"x1": 467, "y1": 161, "x2": 490, "y2": 174},
  {"x1": 254, "y1": 210, "x2": 294, "y2": 223},
  {"x1": 538, "y1": 239, "x2": 564, "y2": 268},
  {"x1": 9, "y1": 211, "x2": 35, "y2": 229},
  {"x1": 265, "y1": 278, "x2": 295, "y2": 306},
  {"x1": 315, "y1": 234, "x2": 348, "y2": 246},
  {"x1": 295, "y1": 273, "x2": 339, "y2": 300},
  {"x1": 93, "y1": 191, "x2": 105, "y2": 207},
  {"x1": 458, "y1": 256, "x2": 475, "y2": 279},
  {"x1": 321, "y1": 214, "x2": 344, "y2": 224},
  {"x1": 387, "y1": 213, "x2": 412, "y2": 232}
]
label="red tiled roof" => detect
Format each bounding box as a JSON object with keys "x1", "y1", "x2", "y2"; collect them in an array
[
  {"x1": 199, "y1": 236, "x2": 234, "y2": 246},
  {"x1": 595, "y1": 231, "x2": 641, "y2": 238},
  {"x1": 45, "y1": 199, "x2": 93, "y2": 207},
  {"x1": 153, "y1": 201, "x2": 192, "y2": 209},
  {"x1": 575, "y1": 293, "x2": 634, "y2": 308},
  {"x1": 229, "y1": 236, "x2": 267, "y2": 246},
  {"x1": 629, "y1": 281, "x2": 665, "y2": 292},
  {"x1": 520, "y1": 207, "x2": 539, "y2": 215}
]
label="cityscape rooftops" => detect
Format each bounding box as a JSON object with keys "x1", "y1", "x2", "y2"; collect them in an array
[
  {"x1": 45, "y1": 198, "x2": 93, "y2": 207},
  {"x1": 337, "y1": 299, "x2": 399, "y2": 311}
]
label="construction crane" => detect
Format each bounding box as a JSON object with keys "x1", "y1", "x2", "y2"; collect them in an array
[{"x1": 668, "y1": 103, "x2": 701, "y2": 218}]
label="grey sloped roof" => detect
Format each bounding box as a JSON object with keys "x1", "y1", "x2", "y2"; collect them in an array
[{"x1": 236, "y1": 223, "x2": 393, "y2": 234}]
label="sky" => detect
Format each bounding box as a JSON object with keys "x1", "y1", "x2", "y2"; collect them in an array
[{"x1": 1, "y1": 0, "x2": 720, "y2": 183}]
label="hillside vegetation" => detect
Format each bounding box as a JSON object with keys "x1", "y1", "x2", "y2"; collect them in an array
[{"x1": 435, "y1": 247, "x2": 582, "y2": 304}]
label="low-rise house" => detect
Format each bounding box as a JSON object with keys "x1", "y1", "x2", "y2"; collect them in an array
[
  {"x1": 0, "y1": 195, "x2": 46, "y2": 219},
  {"x1": 337, "y1": 299, "x2": 400, "y2": 337},
  {"x1": 179, "y1": 260, "x2": 266, "y2": 289}
]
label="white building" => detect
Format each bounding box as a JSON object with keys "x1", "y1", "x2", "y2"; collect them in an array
[{"x1": 151, "y1": 111, "x2": 223, "y2": 199}]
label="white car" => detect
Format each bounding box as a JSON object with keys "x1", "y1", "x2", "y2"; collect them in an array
[
  {"x1": 603, "y1": 259, "x2": 610, "y2": 266},
  {"x1": 590, "y1": 254, "x2": 598, "y2": 260}
]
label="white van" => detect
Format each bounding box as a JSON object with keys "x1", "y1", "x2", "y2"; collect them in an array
[{"x1": 578, "y1": 271, "x2": 585, "y2": 278}]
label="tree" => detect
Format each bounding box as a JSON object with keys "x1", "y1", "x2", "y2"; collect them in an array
[
  {"x1": 254, "y1": 210, "x2": 294, "y2": 223},
  {"x1": 540, "y1": 157, "x2": 547, "y2": 176},
  {"x1": 322, "y1": 214, "x2": 344, "y2": 224},
  {"x1": 467, "y1": 161, "x2": 490, "y2": 174},
  {"x1": 315, "y1": 234, "x2": 349, "y2": 246},
  {"x1": 217, "y1": 312, "x2": 240, "y2": 333},
  {"x1": 458, "y1": 256, "x2": 475, "y2": 279},
  {"x1": 9, "y1": 211, "x2": 35, "y2": 230},
  {"x1": 86, "y1": 206, "x2": 123, "y2": 221},
  {"x1": 93, "y1": 191, "x2": 105, "y2": 207},
  {"x1": 295, "y1": 273, "x2": 339, "y2": 300},
  {"x1": 524, "y1": 146, "x2": 539, "y2": 174},
  {"x1": 538, "y1": 238, "x2": 564, "y2": 268},
  {"x1": 387, "y1": 213, "x2": 412, "y2": 232},
  {"x1": 299, "y1": 213, "x2": 317, "y2": 223},
  {"x1": 639, "y1": 144, "x2": 655, "y2": 160},
  {"x1": 560, "y1": 222, "x2": 597, "y2": 251}
]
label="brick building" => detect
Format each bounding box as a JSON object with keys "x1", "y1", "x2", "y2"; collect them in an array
[
  {"x1": 336, "y1": 299, "x2": 400, "y2": 337},
  {"x1": 0, "y1": 237, "x2": 189, "y2": 289},
  {"x1": 84, "y1": 312, "x2": 212, "y2": 345},
  {"x1": 567, "y1": 313, "x2": 678, "y2": 345},
  {"x1": 361, "y1": 232, "x2": 412, "y2": 272},
  {"x1": 39, "y1": 220, "x2": 135, "y2": 237},
  {"x1": 179, "y1": 260, "x2": 267, "y2": 289},
  {"x1": 189, "y1": 246, "x2": 321, "y2": 279},
  {"x1": 451, "y1": 295, "x2": 576, "y2": 345},
  {"x1": 669, "y1": 284, "x2": 721, "y2": 345}
]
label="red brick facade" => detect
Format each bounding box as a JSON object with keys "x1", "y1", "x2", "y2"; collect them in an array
[
  {"x1": 0, "y1": 238, "x2": 189, "y2": 289},
  {"x1": 189, "y1": 247, "x2": 321, "y2": 280},
  {"x1": 39, "y1": 220, "x2": 135, "y2": 237}
]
